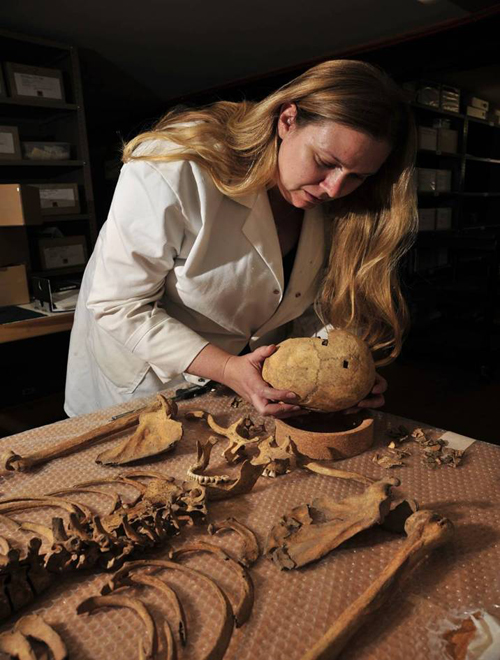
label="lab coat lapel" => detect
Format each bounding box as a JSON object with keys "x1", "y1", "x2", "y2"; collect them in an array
[
  {"x1": 240, "y1": 190, "x2": 284, "y2": 292},
  {"x1": 253, "y1": 205, "x2": 325, "y2": 336}
]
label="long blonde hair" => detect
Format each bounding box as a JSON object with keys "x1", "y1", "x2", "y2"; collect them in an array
[{"x1": 123, "y1": 59, "x2": 417, "y2": 364}]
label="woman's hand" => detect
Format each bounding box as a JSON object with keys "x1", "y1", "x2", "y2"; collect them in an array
[
  {"x1": 342, "y1": 372, "x2": 388, "y2": 415},
  {"x1": 221, "y1": 344, "x2": 304, "y2": 418}
]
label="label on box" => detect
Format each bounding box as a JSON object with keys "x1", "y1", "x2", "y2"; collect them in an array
[
  {"x1": 14, "y1": 72, "x2": 62, "y2": 100},
  {"x1": 0, "y1": 133, "x2": 15, "y2": 154},
  {"x1": 39, "y1": 187, "x2": 75, "y2": 208},
  {"x1": 43, "y1": 244, "x2": 85, "y2": 269}
]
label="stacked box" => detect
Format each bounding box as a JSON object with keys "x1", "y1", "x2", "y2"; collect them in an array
[
  {"x1": 418, "y1": 127, "x2": 438, "y2": 151},
  {"x1": 440, "y1": 85, "x2": 460, "y2": 113}
]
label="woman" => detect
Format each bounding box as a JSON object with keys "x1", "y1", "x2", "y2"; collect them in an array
[{"x1": 65, "y1": 59, "x2": 417, "y2": 418}]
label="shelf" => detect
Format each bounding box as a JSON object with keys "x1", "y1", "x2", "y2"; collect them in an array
[
  {"x1": 466, "y1": 115, "x2": 500, "y2": 128},
  {"x1": 417, "y1": 191, "x2": 457, "y2": 196},
  {"x1": 412, "y1": 102, "x2": 464, "y2": 120},
  {"x1": 418, "y1": 149, "x2": 461, "y2": 158},
  {"x1": 465, "y1": 155, "x2": 500, "y2": 165},
  {"x1": 0, "y1": 305, "x2": 74, "y2": 344},
  {"x1": 31, "y1": 266, "x2": 84, "y2": 277},
  {"x1": 458, "y1": 192, "x2": 500, "y2": 197},
  {"x1": 0, "y1": 97, "x2": 77, "y2": 111},
  {"x1": 0, "y1": 160, "x2": 84, "y2": 167}
]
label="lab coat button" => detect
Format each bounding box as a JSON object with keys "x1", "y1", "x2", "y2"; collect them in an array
[{"x1": 273, "y1": 289, "x2": 280, "y2": 295}]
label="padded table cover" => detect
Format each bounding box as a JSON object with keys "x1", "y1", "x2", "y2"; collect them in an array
[{"x1": 0, "y1": 388, "x2": 499, "y2": 660}]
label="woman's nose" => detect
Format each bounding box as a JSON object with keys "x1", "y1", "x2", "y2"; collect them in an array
[{"x1": 320, "y1": 170, "x2": 345, "y2": 199}]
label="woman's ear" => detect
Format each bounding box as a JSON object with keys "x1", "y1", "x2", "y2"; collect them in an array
[{"x1": 277, "y1": 103, "x2": 298, "y2": 140}]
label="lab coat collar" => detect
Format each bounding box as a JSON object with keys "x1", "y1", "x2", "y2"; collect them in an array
[{"x1": 228, "y1": 191, "x2": 257, "y2": 209}]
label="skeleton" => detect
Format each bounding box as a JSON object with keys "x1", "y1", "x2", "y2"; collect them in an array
[{"x1": 0, "y1": 473, "x2": 206, "y2": 622}]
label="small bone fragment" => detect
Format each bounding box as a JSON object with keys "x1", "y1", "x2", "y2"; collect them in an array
[
  {"x1": 96, "y1": 395, "x2": 181, "y2": 466},
  {"x1": 15, "y1": 614, "x2": 68, "y2": 660},
  {"x1": 372, "y1": 453, "x2": 405, "y2": 469},
  {"x1": 0, "y1": 402, "x2": 161, "y2": 473},
  {"x1": 170, "y1": 541, "x2": 254, "y2": 627},
  {"x1": 120, "y1": 574, "x2": 187, "y2": 647},
  {"x1": 301, "y1": 510, "x2": 453, "y2": 660},
  {"x1": 0, "y1": 630, "x2": 36, "y2": 660},
  {"x1": 302, "y1": 461, "x2": 375, "y2": 486},
  {"x1": 77, "y1": 594, "x2": 156, "y2": 659},
  {"x1": 103, "y1": 559, "x2": 234, "y2": 660},
  {"x1": 266, "y1": 479, "x2": 400, "y2": 569},
  {"x1": 208, "y1": 518, "x2": 260, "y2": 567}
]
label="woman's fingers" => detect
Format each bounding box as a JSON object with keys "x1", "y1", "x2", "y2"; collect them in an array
[{"x1": 372, "y1": 373, "x2": 388, "y2": 394}]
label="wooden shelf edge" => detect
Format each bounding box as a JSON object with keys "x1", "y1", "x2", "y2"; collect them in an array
[{"x1": 0, "y1": 311, "x2": 74, "y2": 344}]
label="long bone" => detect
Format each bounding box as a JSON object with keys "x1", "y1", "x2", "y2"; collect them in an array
[
  {"x1": 0, "y1": 401, "x2": 162, "y2": 473},
  {"x1": 301, "y1": 510, "x2": 453, "y2": 660}
]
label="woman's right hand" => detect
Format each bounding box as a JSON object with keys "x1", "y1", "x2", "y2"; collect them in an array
[{"x1": 221, "y1": 344, "x2": 304, "y2": 418}]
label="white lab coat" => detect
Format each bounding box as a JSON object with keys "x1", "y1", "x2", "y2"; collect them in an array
[{"x1": 65, "y1": 142, "x2": 326, "y2": 416}]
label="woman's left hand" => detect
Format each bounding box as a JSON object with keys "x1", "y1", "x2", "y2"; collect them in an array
[{"x1": 342, "y1": 372, "x2": 387, "y2": 415}]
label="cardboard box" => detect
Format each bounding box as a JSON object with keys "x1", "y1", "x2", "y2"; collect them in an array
[
  {"x1": 467, "y1": 106, "x2": 487, "y2": 120},
  {"x1": 436, "y1": 208, "x2": 453, "y2": 230},
  {"x1": 468, "y1": 96, "x2": 489, "y2": 111},
  {"x1": 32, "y1": 183, "x2": 80, "y2": 215},
  {"x1": 0, "y1": 125, "x2": 22, "y2": 160},
  {"x1": 418, "y1": 208, "x2": 436, "y2": 231},
  {"x1": 437, "y1": 128, "x2": 458, "y2": 153},
  {"x1": 0, "y1": 227, "x2": 29, "y2": 267},
  {"x1": 436, "y1": 170, "x2": 452, "y2": 192},
  {"x1": 5, "y1": 62, "x2": 65, "y2": 102},
  {"x1": 440, "y1": 85, "x2": 460, "y2": 113},
  {"x1": 417, "y1": 168, "x2": 437, "y2": 192},
  {"x1": 418, "y1": 127, "x2": 438, "y2": 151},
  {"x1": 0, "y1": 264, "x2": 30, "y2": 306},
  {"x1": 0, "y1": 184, "x2": 43, "y2": 226},
  {"x1": 38, "y1": 235, "x2": 87, "y2": 271}
]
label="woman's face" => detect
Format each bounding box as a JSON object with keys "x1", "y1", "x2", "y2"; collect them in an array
[{"x1": 275, "y1": 104, "x2": 392, "y2": 209}]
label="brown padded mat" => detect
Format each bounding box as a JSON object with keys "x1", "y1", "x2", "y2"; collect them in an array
[{"x1": 0, "y1": 388, "x2": 499, "y2": 660}]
